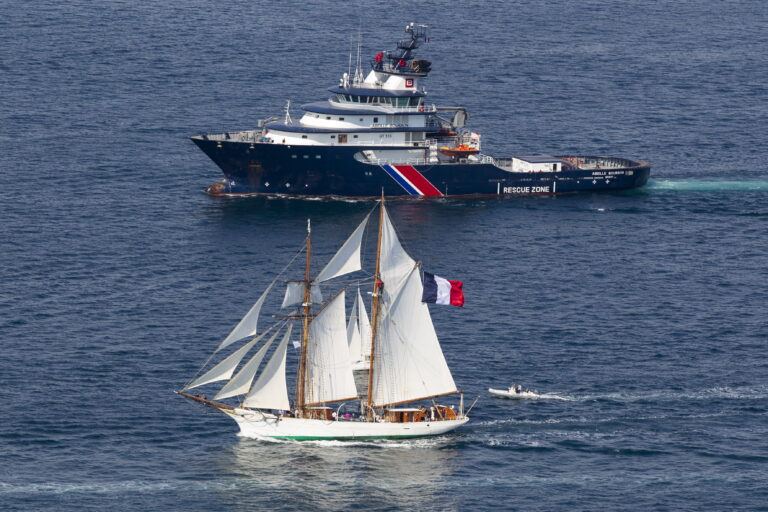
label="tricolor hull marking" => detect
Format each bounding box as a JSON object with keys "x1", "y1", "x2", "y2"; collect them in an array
[{"x1": 381, "y1": 165, "x2": 443, "y2": 196}]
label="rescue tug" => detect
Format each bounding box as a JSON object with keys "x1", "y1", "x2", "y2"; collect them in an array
[{"x1": 191, "y1": 23, "x2": 650, "y2": 198}]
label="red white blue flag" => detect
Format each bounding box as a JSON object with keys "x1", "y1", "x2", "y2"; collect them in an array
[{"x1": 422, "y1": 272, "x2": 464, "y2": 307}]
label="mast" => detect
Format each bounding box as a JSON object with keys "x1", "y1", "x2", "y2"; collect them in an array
[
  {"x1": 295, "y1": 219, "x2": 312, "y2": 415},
  {"x1": 366, "y1": 193, "x2": 385, "y2": 416}
]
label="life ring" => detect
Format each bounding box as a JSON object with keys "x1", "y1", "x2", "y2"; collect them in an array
[{"x1": 418, "y1": 105, "x2": 425, "y2": 112}]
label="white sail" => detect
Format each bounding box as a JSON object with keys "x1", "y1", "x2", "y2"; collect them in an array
[
  {"x1": 346, "y1": 288, "x2": 371, "y2": 363},
  {"x1": 183, "y1": 325, "x2": 277, "y2": 391},
  {"x1": 242, "y1": 324, "x2": 292, "y2": 411},
  {"x1": 281, "y1": 281, "x2": 323, "y2": 309},
  {"x1": 379, "y1": 205, "x2": 415, "y2": 294},
  {"x1": 217, "y1": 282, "x2": 274, "y2": 352},
  {"x1": 371, "y1": 266, "x2": 457, "y2": 407},
  {"x1": 305, "y1": 290, "x2": 358, "y2": 404},
  {"x1": 215, "y1": 327, "x2": 281, "y2": 400},
  {"x1": 315, "y1": 212, "x2": 371, "y2": 282},
  {"x1": 346, "y1": 293, "x2": 363, "y2": 361},
  {"x1": 357, "y1": 287, "x2": 372, "y2": 360}
]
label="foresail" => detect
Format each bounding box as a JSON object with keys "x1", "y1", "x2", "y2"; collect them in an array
[
  {"x1": 242, "y1": 324, "x2": 292, "y2": 411},
  {"x1": 379, "y1": 205, "x2": 415, "y2": 294},
  {"x1": 214, "y1": 326, "x2": 281, "y2": 400},
  {"x1": 183, "y1": 325, "x2": 277, "y2": 391},
  {"x1": 316, "y1": 212, "x2": 371, "y2": 282},
  {"x1": 371, "y1": 266, "x2": 457, "y2": 407},
  {"x1": 217, "y1": 282, "x2": 274, "y2": 352},
  {"x1": 306, "y1": 291, "x2": 358, "y2": 404}
]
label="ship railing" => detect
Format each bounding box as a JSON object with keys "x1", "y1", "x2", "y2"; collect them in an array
[
  {"x1": 199, "y1": 130, "x2": 262, "y2": 143},
  {"x1": 363, "y1": 154, "x2": 495, "y2": 166},
  {"x1": 559, "y1": 155, "x2": 644, "y2": 170},
  {"x1": 364, "y1": 157, "x2": 433, "y2": 166}
]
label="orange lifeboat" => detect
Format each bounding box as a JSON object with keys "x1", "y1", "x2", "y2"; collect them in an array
[{"x1": 438, "y1": 144, "x2": 480, "y2": 158}]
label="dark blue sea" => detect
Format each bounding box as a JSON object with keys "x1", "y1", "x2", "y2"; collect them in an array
[{"x1": 2, "y1": 1, "x2": 767, "y2": 510}]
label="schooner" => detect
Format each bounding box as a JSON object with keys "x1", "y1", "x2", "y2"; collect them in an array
[{"x1": 177, "y1": 200, "x2": 470, "y2": 440}]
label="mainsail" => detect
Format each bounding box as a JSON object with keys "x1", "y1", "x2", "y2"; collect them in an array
[
  {"x1": 315, "y1": 212, "x2": 371, "y2": 282},
  {"x1": 183, "y1": 325, "x2": 278, "y2": 390},
  {"x1": 243, "y1": 324, "x2": 292, "y2": 410},
  {"x1": 217, "y1": 282, "x2": 275, "y2": 352},
  {"x1": 305, "y1": 291, "x2": 358, "y2": 404},
  {"x1": 371, "y1": 266, "x2": 458, "y2": 406},
  {"x1": 215, "y1": 326, "x2": 281, "y2": 400}
]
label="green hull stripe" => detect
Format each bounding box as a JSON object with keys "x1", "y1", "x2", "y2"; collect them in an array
[{"x1": 268, "y1": 434, "x2": 431, "y2": 441}]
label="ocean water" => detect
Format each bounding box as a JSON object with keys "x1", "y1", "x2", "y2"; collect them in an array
[{"x1": 1, "y1": 1, "x2": 767, "y2": 510}]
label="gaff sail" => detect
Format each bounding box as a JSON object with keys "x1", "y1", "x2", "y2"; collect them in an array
[{"x1": 305, "y1": 291, "x2": 358, "y2": 404}]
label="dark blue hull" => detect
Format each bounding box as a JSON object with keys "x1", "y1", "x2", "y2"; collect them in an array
[{"x1": 192, "y1": 138, "x2": 650, "y2": 198}]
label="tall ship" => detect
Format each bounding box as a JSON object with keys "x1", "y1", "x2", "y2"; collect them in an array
[
  {"x1": 177, "y1": 199, "x2": 473, "y2": 440},
  {"x1": 191, "y1": 23, "x2": 650, "y2": 198}
]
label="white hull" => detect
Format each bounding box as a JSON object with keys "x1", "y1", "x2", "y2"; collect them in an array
[
  {"x1": 224, "y1": 408, "x2": 469, "y2": 440},
  {"x1": 489, "y1": 388, "x2": 540, "y2": 400},
  {"x1": 351, "y1": 360, "x2": 370, "y2": 372}
]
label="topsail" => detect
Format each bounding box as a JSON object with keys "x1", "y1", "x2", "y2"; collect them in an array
[
  {"x1": 315, "y1": 212, "x2": 371, "y2": 282},
  {"x1": 379, "y1": 205, "x2": 415, "y2": 294}
]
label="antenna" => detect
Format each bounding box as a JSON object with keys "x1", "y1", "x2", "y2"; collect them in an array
[
  {"x1": 354, "y1": 30, "x2": 363, "y2": 85},
  {"x1": 284, "y1": 99, "x2": 292, "y2": 125},
  {"x1": 348, "y1": 40, "x2": 352, "y2": 81}
]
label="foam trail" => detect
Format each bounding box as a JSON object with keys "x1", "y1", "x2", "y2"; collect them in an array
[{"x1": 647, "y1": 179, "x2": 768, "y2": 192}]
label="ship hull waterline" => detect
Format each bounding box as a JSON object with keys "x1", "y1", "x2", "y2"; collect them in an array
[
  {"x1": 192, "y1": 138, "x2": 650, "y2": 198},
  {"x1": 223, "y1": 407, "x2": 470, "y2": 440}
]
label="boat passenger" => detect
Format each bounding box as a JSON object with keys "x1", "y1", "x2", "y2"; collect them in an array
[{"x1": 515, "y1": 384, "x2": 522, "y2": 394}]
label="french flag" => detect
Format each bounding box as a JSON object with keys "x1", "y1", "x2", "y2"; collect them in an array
[{"x1": 421, "y1": 272, "x2": 464, "y2": 307}]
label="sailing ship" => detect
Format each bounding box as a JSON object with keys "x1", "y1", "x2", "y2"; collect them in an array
[{"x1": 177, "y1": 199, "x2": 472, "y2": 440}]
